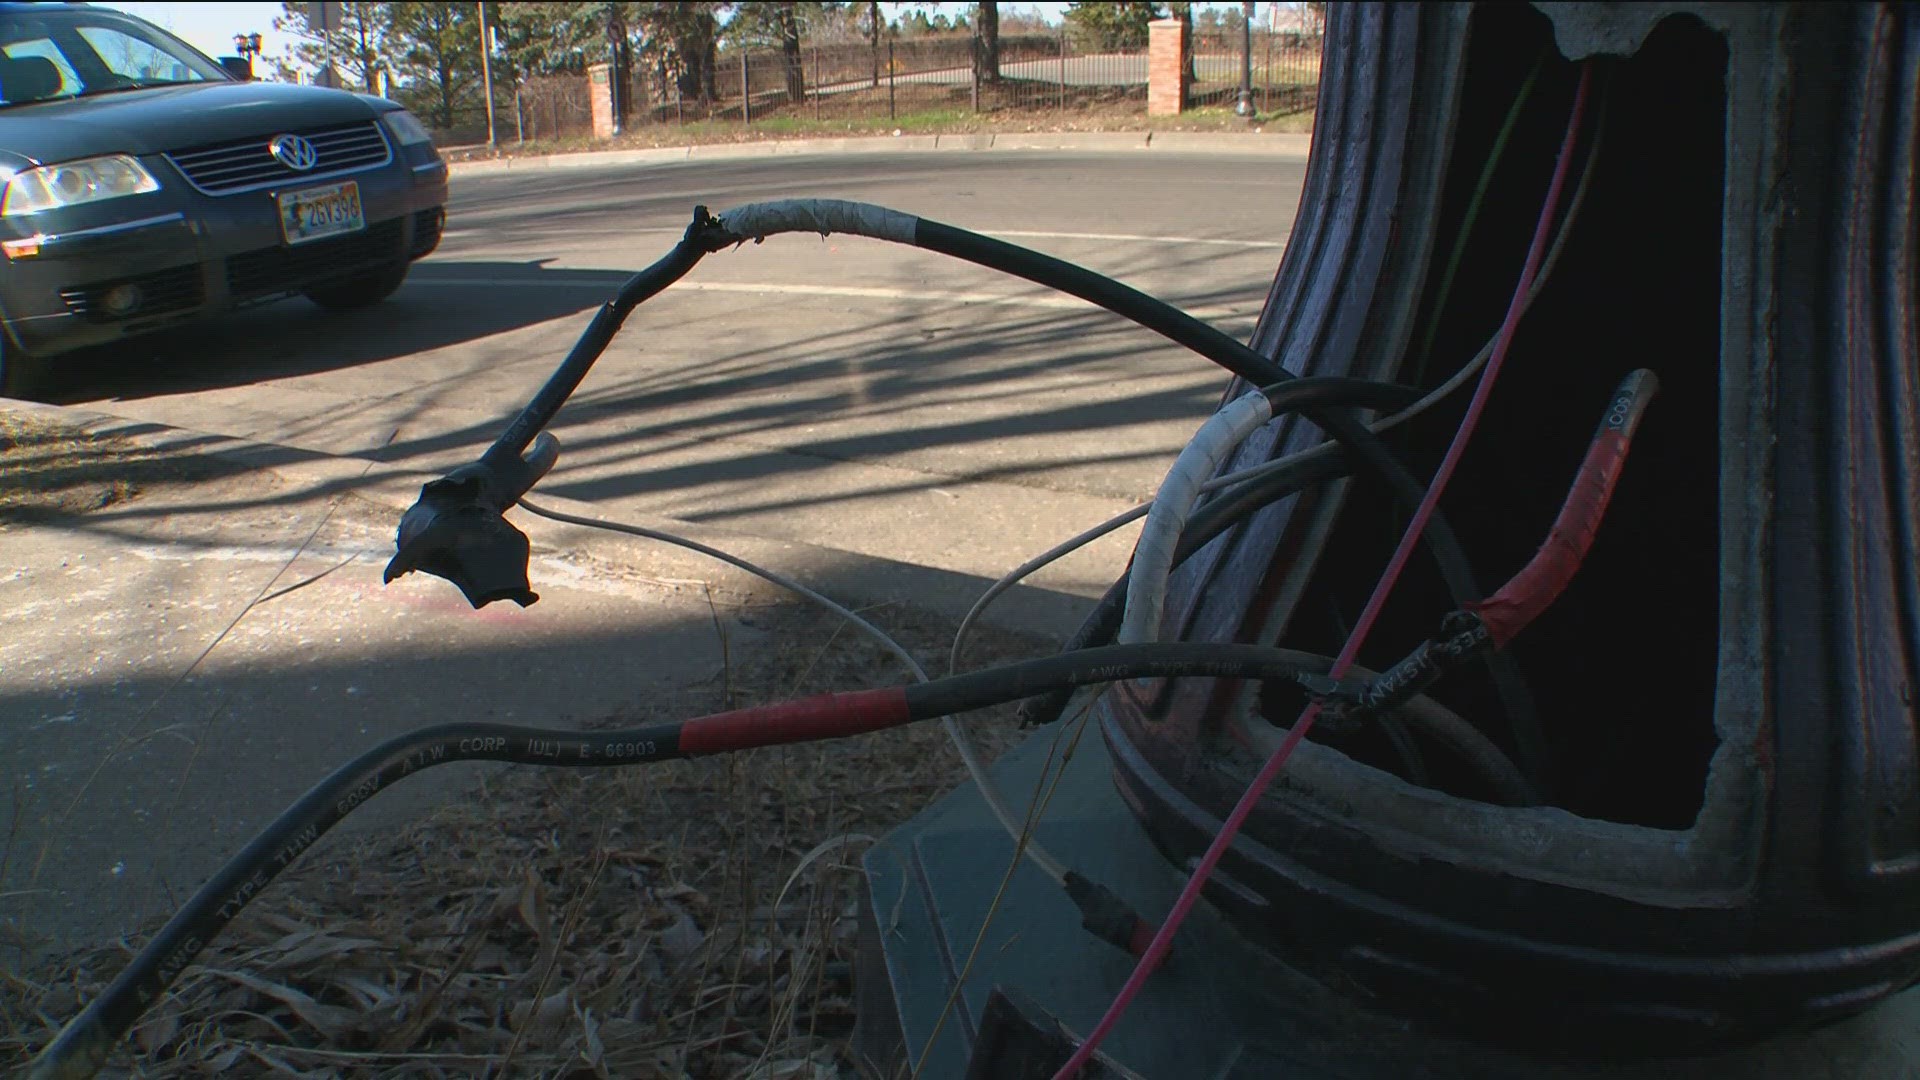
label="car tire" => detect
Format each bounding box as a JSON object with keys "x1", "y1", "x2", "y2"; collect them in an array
[
  {"x1": 303, "y1": 262, "x2": 410, "y2": 311},
  {"x1": 0, "y1": 336, "x2": 48, "y2": 400}
]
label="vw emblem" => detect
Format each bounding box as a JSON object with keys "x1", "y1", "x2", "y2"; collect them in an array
[{"x1": 268, "y1": 133, "x2": 318, "y2": 172}]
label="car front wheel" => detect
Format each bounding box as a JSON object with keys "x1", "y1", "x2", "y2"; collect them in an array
[{"x1": 304, "y1": 262, "x2": 411, "y2": 312}]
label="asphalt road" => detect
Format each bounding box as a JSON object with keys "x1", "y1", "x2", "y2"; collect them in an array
[{"x1": 55, "y1": 150, "x2": 1307, "y2": 609}]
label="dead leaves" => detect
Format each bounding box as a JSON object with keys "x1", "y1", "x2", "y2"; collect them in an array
[{"x1": 1, "y1": 603, "x2": 1043, "y2": 1078}]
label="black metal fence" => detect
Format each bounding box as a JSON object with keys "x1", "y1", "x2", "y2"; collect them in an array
[
  {"x1": 473, "y1": 29, "x2": 1321, "y2": 146},
  {"x1": 513, "y1": 73, "x2": 592, "y2": 143}
]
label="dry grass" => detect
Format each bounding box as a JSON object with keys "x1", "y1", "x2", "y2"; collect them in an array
[
  {"x1": 0, "y1": 600, "x2": 1051, "y2": 1079},
  {"x1": 0, "y1": 413, "x2": 231, "y2": 522}
]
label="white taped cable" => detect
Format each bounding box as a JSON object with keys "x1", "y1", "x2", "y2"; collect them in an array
[
  {"x1": 1118, "y1": 390, "x2": 1274, "y2": 646},
  {"x1": 716, "y1": 199, "x2": 919, "y2": 245}
]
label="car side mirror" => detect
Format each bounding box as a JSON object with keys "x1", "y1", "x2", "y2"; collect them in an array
[{"x1": 219, "y1": 56, "x2": 253, "y2": 81}]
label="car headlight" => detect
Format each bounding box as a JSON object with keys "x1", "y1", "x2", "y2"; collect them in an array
[
  {"x1": 381, "y1": 110, "x2": 434, "y2": 148},
  {"x1": 1, "y1": 155, "x2": 161, "y2": 216}
]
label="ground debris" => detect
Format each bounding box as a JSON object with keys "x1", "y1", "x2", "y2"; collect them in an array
[
  {"x1": 1, "y1": 603, "x2": 1042, "y2": 1078},
  {"x1": 0, "y1": 413, "x2": 236, "y2": 521}
]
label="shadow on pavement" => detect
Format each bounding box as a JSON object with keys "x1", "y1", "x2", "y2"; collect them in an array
[
  {"x1": 40, "y1": 260, "x2": 634, "y2": 405},
  {"x1": 33, "y1": 265, "x2": 1245, "y2": 531},
  {"x1": 0, "y1": 472, "x2": 1056, "y2": 970}
]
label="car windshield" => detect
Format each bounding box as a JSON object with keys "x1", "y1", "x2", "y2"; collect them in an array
[{"x1": 0, "y1": 7, "x2": 228, "y2": 108}]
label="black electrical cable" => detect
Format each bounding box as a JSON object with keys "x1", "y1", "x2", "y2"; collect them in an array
[
  {"x1": 912, "y1": 221, "x2": 1295, "y2": 387},
  {"x1": 1016, "y1": 434, "x2": 1526, "y2": 804},
  {"x1": 910, "y1": 214, "x2": 1491, "y2": 589},
  {"x1": 465, "y1": 203, "x2": 1516, "y2": 699},
  {"x1": 912, "y1": 214, "x2": 1510, "y2": 630},
  {"x1": 996, "y1": 380, "x2": 1418, "y2": 728},
  {"x1": 1272, "y1": 650, "x2": 1535, "y2": 807},
  {"x1": 987, "y1": 172, "x2": 1636, "y2": 774},
  {"x1": 1015, "y1": 438, "x2": 1532, "y2": 789},
  {"x1": 482, "y1": 207, "x2": 725, "y2": 470},
  {"x1": 913, "y1": 220, "x2": 1543, "y2": 757},
  {"x1": 711, "y1": 210, "x2": 1521, "y2": 714},
  {"x1": 866, "y1": 214, "x2": 1537, "y2": 770},
  {"x1": 1017, "y1": 94, "x2": 1617, "y2": 772},
  {"x1": 908, "y1": 644, "x2": 1318, "y2": 718},
  {"x1": 458, "y1": 206, "x2": 1502, "y2": 690},
  {"x1": 1251, "y1": 376, "x2": 1421, "y2": 416},
  {"x1": 1017, "y1": 446, "x2": 1351, "y2": 728},
  {"x1": 919, "y1": 101, "x2": 1614, "y2": 775},
  {"x1": 407, "y1": 200, "x2": 1533, "y2": 790},
  {"x1": 455, "y1": 204, "x2": 1525, "y2": 753},
  {"x1": 30, "y1": 643, "x2": 1338, "y2": 1080}
]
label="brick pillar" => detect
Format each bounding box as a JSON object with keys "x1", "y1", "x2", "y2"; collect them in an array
[
  {"x1": 1147, "y1": 18, "x2": 1189, "y2": 116},
  {"x1": 588, "y1": 62, "x2": 615, "y2": 138}
]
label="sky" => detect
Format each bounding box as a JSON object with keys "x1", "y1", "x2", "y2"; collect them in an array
[
  {"x1": 95, "y1": 3, "x2": 1300, "y2": 81},
  {"x1": 100, "y1": 3, "x2": 297, "y2": 71}
]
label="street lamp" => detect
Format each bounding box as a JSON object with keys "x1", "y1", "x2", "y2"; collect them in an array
[
  {"x1": 1235, "y1": 1, "x2": 1255, "y2": 118},
  {"x1": 232, "y1": 32, "x2": 262, "y2": 80}
]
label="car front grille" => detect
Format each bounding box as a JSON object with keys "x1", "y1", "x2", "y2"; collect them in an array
[
  {"x1": 165, "y1": 122, "x2": 392, "y2": 196},
  {"x1": 59, "y1": 265, "x2": 205, "y2": 323},
  {"x1": 227, "y1": 218, "x2": 405, "y2": 301}
]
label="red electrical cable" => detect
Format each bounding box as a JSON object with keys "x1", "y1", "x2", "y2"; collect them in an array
[
  {"x1": 1467, "y1": 368, "x2": 1658, "y2": 647},
  {"x1": 678, "y1": 688, "x2": 911, "y2": 753},
  {"x1": 1051, "y1": 63, "x2": 1597, "y2": 1080}
]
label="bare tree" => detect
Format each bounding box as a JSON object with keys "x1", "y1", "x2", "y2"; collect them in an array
[{"x1": 274, "y1": 1, "x2": 388, "y2": 91}]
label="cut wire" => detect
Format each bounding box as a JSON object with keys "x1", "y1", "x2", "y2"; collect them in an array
[{"x1": 514, "y1": 498, "x2": 1075, "y2": 887}]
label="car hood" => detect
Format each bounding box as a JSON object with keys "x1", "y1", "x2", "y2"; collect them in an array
[{"x1": 0, "y1": 82, "x2": 388, "y2": 166}]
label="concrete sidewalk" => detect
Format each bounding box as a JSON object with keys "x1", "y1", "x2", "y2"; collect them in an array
[
  {"x1": 445, "y1": 129, "x2": 1314, "y2": 174},
  {"x1": 0, "y1": 401, "x2": 1084, "y2": 966}
]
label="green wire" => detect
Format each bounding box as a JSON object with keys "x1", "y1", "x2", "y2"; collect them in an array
[
  {"x1": 1405, "y1": 49, "x2": 1550, "y2": 392},
  {"x1": 1381, "y1": 49, "x2": 1550, "y2": 558},
  {"x1": 1364, "y1": 50, "x2": 1555, "y2": 787}
]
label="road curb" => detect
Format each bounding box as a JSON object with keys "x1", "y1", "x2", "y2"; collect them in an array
[
  {"x1": 1, "y1": 399, "x2": 1092, "y2": 642},
  {"x1": 447, "y1": 129, "x2": 1311, "y2": 174}
]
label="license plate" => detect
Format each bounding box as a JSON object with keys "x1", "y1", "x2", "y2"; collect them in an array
[{"x1": 278, "y1": 180, "x2": 364, "y2": 246}]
